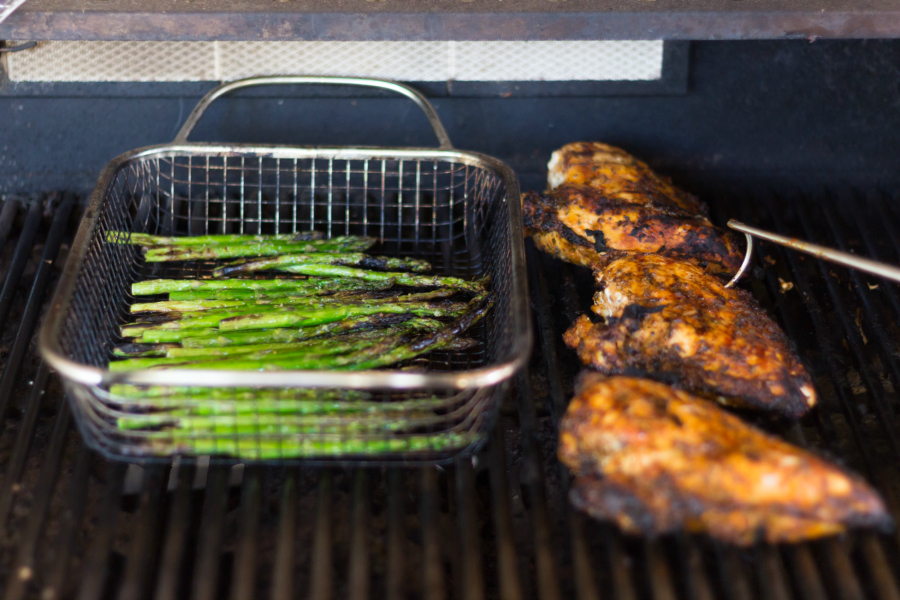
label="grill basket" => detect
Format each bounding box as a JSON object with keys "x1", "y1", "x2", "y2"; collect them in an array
[{"x1": 39, "y1": 76, "x2": 531, "y2": 464}]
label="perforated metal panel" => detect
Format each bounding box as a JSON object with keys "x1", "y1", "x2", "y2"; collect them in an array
[{"x1": 5, "y1": 40, "x2": 664, "y2": 82}]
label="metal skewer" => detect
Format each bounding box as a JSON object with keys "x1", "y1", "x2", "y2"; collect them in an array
[{"x1": 727, "y1": 219, "x2": 900, "y2": 284}]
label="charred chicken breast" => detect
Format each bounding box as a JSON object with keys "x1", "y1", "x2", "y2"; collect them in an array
[
  {"x1": 547, "y1": 141, "x2": 705, "y2": 215},
  {"x1": 563, "y1": 253, "x2": 816, "y2": 417},
  {"x1": 559, "y1": 374, "x2": 889, "y2": 545},
  {"x1": 523, "y1": 183, "x2": 744, "y2": 277}
]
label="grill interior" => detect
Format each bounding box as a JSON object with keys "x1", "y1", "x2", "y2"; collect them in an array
[{"x1": 2, "y1": 185, "x2": 900, "y2": 600}]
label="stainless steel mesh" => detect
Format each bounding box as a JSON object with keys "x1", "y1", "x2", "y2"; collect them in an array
[{"x1": 44, "y1": 146, "x2": 528, "y2": 464}]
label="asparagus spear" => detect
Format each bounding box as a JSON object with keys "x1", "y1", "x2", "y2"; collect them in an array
[
  {"x1": 275, "y1": 264, "x2": 485, "y2": 294},
  {"x1": 110, "y1": 230, "x2": 323, "y2": 245},
  {"x1": 130, "y1": 299, "x2": 247, "y2": 313},
  {"x1": 165, "y1": 336, "x2": 382, "y2": 359},
  {"x1": 131, "y1": 289, "x2": 458, "y2": 315},
  {"x1": 132, "y1": 277, "x2": 394, "y2": 296},
  {"x1": 136, "y1": 328, "x2": 218, "y2": 343},
  {"x1": 146, "y1": 244, "x2": 395, "y2": 262},
  {"x1": 179, "y1": 316, "x2": 443, "y2": 348},
  {"x1": 110, "y1": 231, "x2": 375, "y2": 252},
  {"x1": 167, "y1": 288, "x2": 327, "y2": 301},
  {"x1": 211, "y1": 252, "x2": 431, "y2": 276},
  {"x1": 107, "y1": 394, "x2": 462, "y2": 416},
  {"x1": 108, "y1": 385, "x2": 370, "y2": 401},
  {"x1": 132, "y1": 314, "x2": 411, "y2": 345},
  {"x1": 217, "y1": 300, "x2": 468, "y2": 332},
  {"x1": 144, "y1": 431, "x2": 475, "y2": 459},
  {"x1": 117, "y1": 411, "x2": 443, "y2": 433}
]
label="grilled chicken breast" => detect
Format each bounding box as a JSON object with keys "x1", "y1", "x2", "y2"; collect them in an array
[
  {"x1": 559, "y1": 374, "x2": 889, "y2": 545},
  {"x1": 547, "y1": 142, "x2": 704, "y2": 215},
  {"x1": 563, "y1": 253, "x2": 816, "y2": 417},
  {"x1": 523, "y1": 184, "x2": 744, "y2": 277},
  {"x1": 525, "y1": 142, "x2": 743, "y2": 276}
]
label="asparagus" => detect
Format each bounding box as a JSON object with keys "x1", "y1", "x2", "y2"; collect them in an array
[
  {"x1": 136, "y1": 328, "x2": 218, "y2": 343},
  {"x1": 108, "y1": 394, "x2": 462, "y2": 416},
  {"x1": 131, "y1": 314, "x2": 408, "y2": 345},
  {"x1": 165, "y1": 336, "x2": 383, "y2": 359},
  {"x1": 276, "y1": 264, "x2": 485, "y2": 293},
  {"x1": 132, "y1": 277, "x2": 394, "y2": 296},
  {"x1": 109, "y1": 230, "x2": 375, "y2": 251},
  {"x1": 345, "y1": 294, "x2": 493, "y2": 370},
  {"x1": 217, "y1": 300, "x2": 468, "y2": 332},
  {"x1": 212, "y1": 252, "x2": 431, "y2": 276},
  {"x1": 168, "y1": 288, "x2": 329, "y2": 301},
  {"x1": 144, "y1": 431, "x2": 475, "y2": 459},
  {"x1": 111, "y1": 295, "x2": 490, "y2": 371},
  {"x1": 108, "y1": 385, "x2": 370, "y2": 402},
  {"x1": 131, "y1": 299, "x2": 247, "y2": 313},
  {"x1": 131, "y1": 288, "x2": 458, "y2": 315},
  {"x1": 117, "y1": 411, "x2": 441, "y2": 433},
  {"x1": 146, "y1": 243, "x2": 392, "y2": 262},
  {"x1": 179, "y1": 316, "x2": 443, "y2": 348}
]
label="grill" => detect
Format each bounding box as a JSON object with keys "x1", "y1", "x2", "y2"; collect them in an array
[{"x1": 3, "y1": 182, "x2": 900, "y2": 600}]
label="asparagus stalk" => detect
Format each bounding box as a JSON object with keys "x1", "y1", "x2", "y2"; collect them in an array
[
  {"x1": 131, "y1": 299, "x2": 247, "y2": 313},
  {"x1": 167, "y1": 288, "x2": 329, "y2": 301},
  {"x1": 110, "y1": 230, "x2": 375, "y2": 251},
  {"x1": 132, "y1": 314, "x2": 410, "y2": 345},
  {"x1": 117, "y1": 411, "x2": 442, "y2": 433},
  {"x1": 179, "y1": 316, "x2": 443, "y2": 348},
  {"x1": 132, "y1": 277, "x2": 394, "y2": 296},
  {"x1": 144, "y1": 431, "x2": 475, "y2": 459},
  {"x1": 131, "y1": 289, "x2": 458, "y2": 315},
  {"x1": 109, "y1": 230, "x2": 323, "y2": 245},
  {"x1": 217, "y1": 300, "x2": 468, "y2": 332},
  {"x1": 122, "y1": 298, "x2": 465, "y2": 337},
  {"x1": 146, "y1": 243, "x2": 392, "y2": 262},
  {"x1": 212, "y1": 252, "x2": 431, "y2": 276},
  {"x1": 108, "y1": 385, "x2": 370, "y2": 401},
  {"x1": 107, "y1": 394, "x2": 462, "y2": 416},
  {"x1": 276, "y1": 264, "x2": 485, "y2": 294},
  {"x1": 137, "y1": 328, "x2": 218, "y2": 343},
  {"x1": 165, "y1": 336, "x2": 382, "y2": 359}
]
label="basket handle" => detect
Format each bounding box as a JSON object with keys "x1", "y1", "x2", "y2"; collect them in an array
[{"x1": 173, "y1": 75, "x2": 454, "y2": 149}]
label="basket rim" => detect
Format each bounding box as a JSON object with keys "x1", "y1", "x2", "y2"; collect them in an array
[{"x1": 39, "y1": 142, "x2": 533, "y2": 390}]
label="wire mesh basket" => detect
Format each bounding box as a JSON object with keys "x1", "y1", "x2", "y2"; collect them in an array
[{"x1": 39, "y1": 76, "x2": 531, "y2": 464}]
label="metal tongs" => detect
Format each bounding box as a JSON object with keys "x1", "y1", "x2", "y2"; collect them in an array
[{"x1": 724, "y1": 220, "x2": 900, "y2": 288}]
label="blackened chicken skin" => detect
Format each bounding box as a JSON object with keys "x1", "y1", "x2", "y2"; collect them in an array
[
  {"x1": 563, "y1": 253, "x2": 816, "y2": 417},
  {"x1": 523, "y1": 184, "x2": 744, "y2": 277},
  {"x1": 559, "y1": 374, "x2": 890, "y2": 545}
]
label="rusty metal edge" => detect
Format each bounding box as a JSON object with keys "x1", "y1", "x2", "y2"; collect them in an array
[{"x1": 2, "y1": 10, "x2": 900, "y2": 41}]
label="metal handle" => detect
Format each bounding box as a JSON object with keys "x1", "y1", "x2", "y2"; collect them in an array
[
  {"x1": 173, "y1": 75, "x2": 454, "y2": 149},
  {"x1": 728, "y1": 219, "x2": 900, "y2": 284}
]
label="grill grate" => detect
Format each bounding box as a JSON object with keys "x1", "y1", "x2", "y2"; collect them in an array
[{"x1": 2, "y1": 188, "x2": 900, "y2": 599}]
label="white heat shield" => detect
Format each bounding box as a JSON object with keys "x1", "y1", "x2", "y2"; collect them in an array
[{"x1": 4, "y1": 40, "x2": 664, "y2": 82}]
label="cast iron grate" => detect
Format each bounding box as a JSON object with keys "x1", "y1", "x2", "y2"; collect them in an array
[{"x1": 1, "y1": 187, "x2": 900, "y2": 600}]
